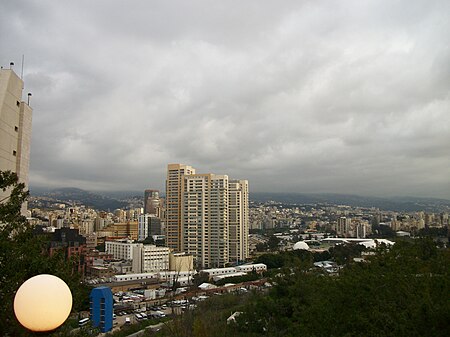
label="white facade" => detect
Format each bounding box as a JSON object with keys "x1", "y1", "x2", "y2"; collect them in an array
[
  {"x1": 202, "y1": 264, "x2": 267, "y2": 280},
  {"x1": 235, "y1": 263, "x2": 267, "y2": 273},
  {"x1": 111, "y1": 270, "x2": 195, "y2": 285},
  {"x1": 229, "y1": 180, "x2": 249, "y2": 263},
  {"x1": 182, "y1": 173, "x2": 229, "y2": 268},
  {"x1": 132, "y1": 244, "x2": 170, "y2": 273},
  {"x1": 166, "y1": 164, "x2": 196, "y2": 252},
  {"x1": 202, "y1": 267, "x2": 238, "y2": 278},
  {"x1": 111, "y1": 273, "x2": 157, "y2": 282},
  {"x1": 106, "y1": 240, "x2": 170, "y2": 273},
  {"x1": 0, "y1": 68, "x2": 32, "y2": 213},
  {"x1": 158, "y1": 270, "x2": 196, "y2": 281},
  {"x1": 105, "y1": 240, "x2": 140, "y2": 260}
]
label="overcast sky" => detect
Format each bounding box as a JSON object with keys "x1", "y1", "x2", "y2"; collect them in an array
[{"x1": 1, "y1": 0, "x2": 449, "y2": 198}]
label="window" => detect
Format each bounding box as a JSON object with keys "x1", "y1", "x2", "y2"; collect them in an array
[
  {"x1": 14, "y1": 126, "x2": 18, "y2": 132},
  {"x1": 16, "y1": 101, "x2": 20, "y2": 107},
  {"x1": 12, "y1": 150, "x2": 17, "y2": 156}
]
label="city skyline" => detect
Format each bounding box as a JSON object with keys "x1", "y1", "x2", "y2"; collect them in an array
[{"x1": 1, "y1": 0, "x2": 449, "y2": 199}]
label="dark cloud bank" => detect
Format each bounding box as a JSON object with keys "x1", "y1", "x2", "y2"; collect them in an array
[{"x1": 1, "y1": 0, "x2": 449, "y2": 199}]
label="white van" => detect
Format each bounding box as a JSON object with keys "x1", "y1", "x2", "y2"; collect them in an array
[{"x1": 155, "y1": 311, "x2": 166, "y2": 318}]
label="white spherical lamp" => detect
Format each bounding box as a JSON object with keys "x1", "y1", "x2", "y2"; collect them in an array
[{"x1": 14, "y1": 274, "x2": 73, "y2": 332}]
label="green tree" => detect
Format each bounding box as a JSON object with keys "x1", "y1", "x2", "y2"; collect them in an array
[
  {"x1": 267, "y1": 235, "x2": 280, "y2": 251},
  {"x1": 255, "y1": 253, "x2": 285, "y2": 269},
  {"x1": 0, "y1": 171, "x2": 88, "y2": 336},
  {"x1": 0, "y1": 171, "x2": 33, "y2": 335},
  {"x1": 328, "y1": 242, "x2": 365, "y2": 265},
  {"x1": 237, "y1": 239, "x2": 450, "y2": 337},
  {"x1": 192, "y1": 271, "x2": 210, "y2": 287}
]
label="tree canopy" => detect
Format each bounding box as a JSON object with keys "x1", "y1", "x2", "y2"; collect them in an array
[
  {"x1": 0, "y1": 171, "x2": 88, "y2": 336},
  {"x1": 236, "y1": 239, "x2": 450, "y2": 336}
]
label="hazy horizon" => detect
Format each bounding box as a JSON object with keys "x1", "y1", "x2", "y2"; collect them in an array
[{"x1": 28, "y1": 184, "x2": 450, "y2": 202}]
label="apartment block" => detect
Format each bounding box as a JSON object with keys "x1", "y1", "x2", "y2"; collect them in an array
[
  {"x1": 132, "y1": 244, "x2": 170, "y2": 273},
  {"x1": 335, "y1": 217, "x2": 351, "y2": 237},
  {"x1": 229, "y1": 179, "x2": 249, "y2": 263},
  {"x1": 0, "y1": 68, "x2": 32, "y2": 212},
  {"x1": 182, "y1": 173, "x2": 229, "y2": 268},
  {"x1": 105, "y1": 239, "x2": 140, "y2": 260},
  {"x1": 165, "y1": 164, "x2": 249, "y2": 269},
  {"x1": 166, "y1": 164, "x2": 196, "y2": 252}
]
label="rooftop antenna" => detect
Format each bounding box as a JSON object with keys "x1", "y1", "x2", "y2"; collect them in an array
[
  {"x1": 9, "y1": 62, "x2": 14, "y2": 70},
  {"x1": 27, "y1": 93, "x2": 32, "y2": 106},
  {"x1": 21, "y1": 55, "x2": 24, "y2": 80}
]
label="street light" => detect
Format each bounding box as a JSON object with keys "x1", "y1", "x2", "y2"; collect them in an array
[{"x1": 14, "y1": 274, "x2": 72, "y2": 332}]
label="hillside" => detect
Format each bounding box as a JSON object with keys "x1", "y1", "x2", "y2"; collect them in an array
[
  {"x1": 31, "y1": 187, "x2": 128, "y2": 211},
  {"x1": 250, "y1": 192, "x2": 450, "y2": 212}
]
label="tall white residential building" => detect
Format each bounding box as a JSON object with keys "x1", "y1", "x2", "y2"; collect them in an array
[
  {"x1": 229, "y1": 180, "x2": 249, "y2": 263},
  {"x1": 166, "y1": 164, "x2": 249, "y2": 269},
  {"x1": 0, "y1": 68, "x2": 32, "y2": 211},
  {"x1": 166, "y1": 163, "x2": 196, "y2": 252},
  {"x1": 105, "y1": 239, "x2": 140, "y2": 260},
  {"x1": 182, "y1": 173, "x2": 229, "y2": 268},
  {"x1": 132, "y1": 244, "x2": 170, "y2": 273}
]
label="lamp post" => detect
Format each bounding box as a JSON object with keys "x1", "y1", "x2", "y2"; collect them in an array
[{"x1": 14, "y1": 274, "x2": 72, "y2": 332}]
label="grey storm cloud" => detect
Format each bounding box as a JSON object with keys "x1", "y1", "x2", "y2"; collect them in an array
[{"x1": 1, "y1": 0, "x2": 449, "y2": 198}]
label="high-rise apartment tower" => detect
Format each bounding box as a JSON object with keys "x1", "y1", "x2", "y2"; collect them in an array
[
  {"x1": 166, "y1": 164, "x2": 196, "y2": 252},
  {"x1": 0, "y1": 68, "x2": 32, "y2": 213},
  {"x1": 165, "y1": 164, "x2": 249, "y2": 268},
  {"x1": 182, "y1": 173, "x2": 229, "y2": 268},
  {"x1": 228, "y1": 179, "x2": 249, "y2": 263}
]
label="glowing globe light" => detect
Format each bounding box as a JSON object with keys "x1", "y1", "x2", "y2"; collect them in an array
[{"x1": 14, "y1": 274, "x2": 72, "y2": 332}]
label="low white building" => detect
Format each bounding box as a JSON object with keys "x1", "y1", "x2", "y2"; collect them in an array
[
  {"x1": 202, "y1": 267, "x2": 237, "y2": 279},
  {"x1": 105, "y1": 239, "x2": 140, "y2": 260},
  {"x1": 213, "y1": 272, "x2": 247, "y2": 282},
  {"x1": 111, "y1": 273, "x2": 157, "y2": 282},
  {"x1": 132, "y1": 244, "x2": 170, "y2": 273},
  {"x1": 110, "y1": 270, "x2": 195, "y2": 285},
  {"x1": 106, "y1": 239, "x2": 170, "y2": 273},
  {"x1": 202, "y1": 264, "x2": 267, "y2": 281},
  {"x1": 198, "y1": 282, "x2": 217, "y2": 290},
  {"x1": 159, "y1": 270, "x2": 196, "y2": 286},
  {"x1": 235, "y1": 263, "x2": 267, "y2": 273}
]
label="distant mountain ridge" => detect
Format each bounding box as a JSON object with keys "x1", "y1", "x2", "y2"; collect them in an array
[
  {"x1": 31, "y1": 187, "x2": 128, "y2": 211},
  {"x1": 30, "y1": 187, "x2": 450, "y2": 213},
  {"x1": 250, "y1": 192, "x2": 450, "y2": 212}
]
